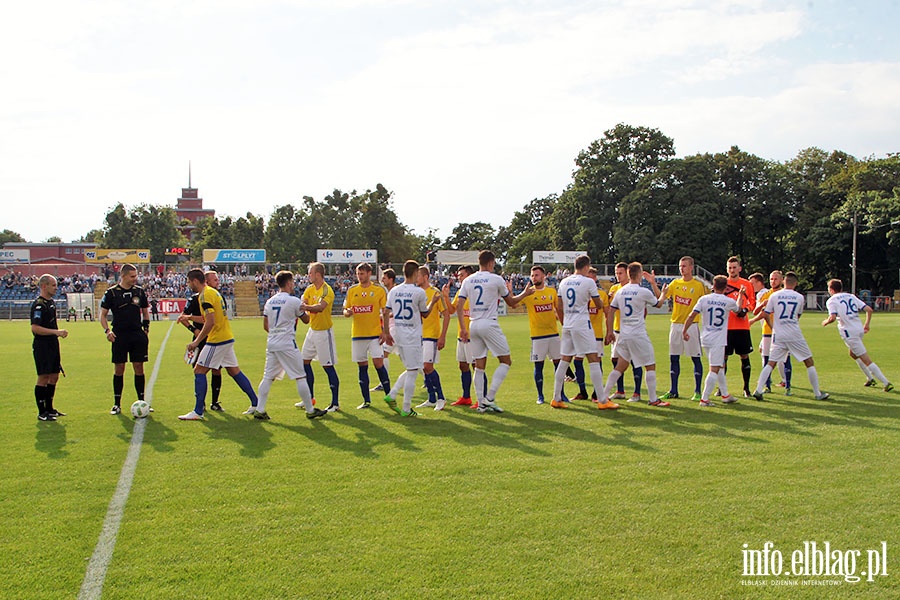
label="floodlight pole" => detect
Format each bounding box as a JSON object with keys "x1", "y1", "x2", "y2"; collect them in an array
[{"x1": 851, "y1": 211, "x2": 858, "y2": 296}]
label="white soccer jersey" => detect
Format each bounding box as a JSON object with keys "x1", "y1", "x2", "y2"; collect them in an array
[
  {"x1": 557, "y1": 274, "x2": 600, "y2": 330},
  {"x1": 458, "y1": 271, "x2": 508, "y2": 321},
  {"x1": 826, "y1": 292, "x2": 867, "y2": 337},
  {"x1": 610, "y1": 283, "x2": 657, "y2": 337},
  {"x1": 693, "y1": 294, "x2": 739, "y2": 347},
  {"x1": 263, "y1": 292, "x2": 305, "y2": 351},
  {"x1": 764, "y1": 288, "x2": 805, "y2": 342},
  {"x1": 755, "y1": 287, "x2": 769, "y2": 304},
  {"x1": 387, "y1": 283, "x2": 429, "y2": 347}
]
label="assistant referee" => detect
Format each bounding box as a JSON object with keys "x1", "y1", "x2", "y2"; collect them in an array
[{"x1": 31, "y1": 274, "x2": 68, "y2": 421}]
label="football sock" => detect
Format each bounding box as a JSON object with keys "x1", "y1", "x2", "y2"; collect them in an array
[
  {"x1": 566, "y1": 365, "x2": 576, "y2": 379},
  {"x1": 868, "y1": 362, "x2": 888, "y2": 386},
  {"x1": 702, "y1": 372, "x2": 717, "y2": 401},
  {"x1": 304, "y1": 363, "x2": 315, "y2": 397},
  {"x1": 113, "y1": 374, "x2": 124, "y2": 406},
  {"x1": 633, "y1": 365, "x2": 643, "y2": 395},
  {"x1": 388, "y1": 371, "x2": 406, "y2": 399},
  {"x1": 296, "y1": 378, "x2": 314, "y2": 412},
  {"x1": 807, "y1": 366, "x2": 821, "y2": 396},
  {"x1": 741, "y1": 357, "x2": 752, "y2": 391},
  {"x1": 231, "y1": 370, "x2": 258, "y2": 406},
  {"x1": 603, "y1": 370, "x2": 623, "y2": 401},
  {"x1": 211, "y1": 372, "x2": 222, "y2": 403},
  {"x1": 763, "y1": 355, "x2": 771, "y2": 387},
  {"x1": 616, "y1": 358, "x2": 625, "y2": 394},
  {"x1": 402, "y1": 369, "x2": 418, "y2": 412},
  {"x1": 35, "y1": 385, "x2": 47, "y2": 414},
  {"x1": 194, "y1": 373, "x2": 208, "y2": 414},
  {"x1": 257, "y1": 377, "x2": 273, "y2": 412},
  {"x1": 430, "y1": 370, "x2": 445, "y2": 400},
  {"x1": 424, "y1": 370, "x2": 437, "y2": 403},
  {"x1": 375, "y1": 365, "x2": 391, "y2": 391},
  {"x1": 784, "y1": 356, "x2": 793, "y2": 387},
  {"x1": 323, "y1": 366, "x2": 340, "y2": 407},
  {"x1": 553, "y1": 360, "x2": 569, "y2": 402},
  {"x1": 460, "y1": 368, "x2": 472, "y2": 399},
  {"x1": 46, "y1": 383, "x2": 56, "y2": 412},
  {"x1": 669, "y1": 355, "x2": 680, "y2": 395},
  {"x1": 692, "y1": 356, "x2": 703, "y2": 394},
  {"x1": 487, "y1": 363, "x2": 510, "y2": 401},
  {"x1": 134, "y1": 374, "x2": 145, "y2": 402},
  {"x1": 382, "y1": 357, "x2": 390, "y2": 371},
  {"x1": 574, "y1": 359, "x2": 587, "y2": 396},
  {"x1": 474, "y1": 367, "x2": 487, "y2": 403},
  {"x1": 755, "y1": 364, "x2": 774, "y2": 395},
  {"x1": 855, "y1": 358, "x2": 873, "y2": 379},
  {"x1": 717, "y1": 370, "x2": 729, "y2": 397},
  {"x1": 358, "y1": 365, "x2": 371, "y2": 404},
  {"x1": 645, "y1": 369, "x2": 658, "y2": 401},
  {"x1": 588, "y1": 361, "x2": 604, "y2": 397},
  {"x1": 534, "y1": 361, "x2": 545, "y2": 399}
]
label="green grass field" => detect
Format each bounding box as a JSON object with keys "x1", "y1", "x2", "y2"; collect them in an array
[{"x1": 1, "y1": 313, "x2": 898, "y2": 599}]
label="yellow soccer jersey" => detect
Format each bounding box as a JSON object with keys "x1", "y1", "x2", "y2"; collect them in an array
[
  {"x1": 664, "y1": 278, "x2": 707, "y2": 324},
  {"x1": 588, "y1": 288, "x2": 609, "y2": 339},
  {"x1": 453, "y1": 290, "x2": 470, "y2": 339},
  {"x1": 422, "y1": 286, "x2": 446, "y2": 340},
  {"x1": 344, "y1": 283, "x2": 386, "y2": 339},
  {"x1": 609, "y1": 283, "x2": 623, "y2": 331},
  {"x1": 302, "y1": 282, "x2": 335, "y2": 331},
  {"x1": 521, "y1": 286, "x2": 559, "y2": 339},
  {"x1": 758, "y1": 288, "x2": 775, "y2": 335},
  {"x1": 199, "y1": 285, "x2": 233, "y2": 344}
]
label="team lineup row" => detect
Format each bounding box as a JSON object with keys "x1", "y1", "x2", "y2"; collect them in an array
[{"x1": 28, "y1": 254, "x2": 893, "y2": 422}]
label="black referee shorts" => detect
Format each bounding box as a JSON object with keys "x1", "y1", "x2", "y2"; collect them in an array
[
  {"x1": 725, "y1": 329, "x2": 753, "y2": 356},
  {"x1": 33, "y1": 338, "x2": 62, "y2": 376},
  {"x1": 111, "y1": 330, "x2": 149, "y2": 364}
]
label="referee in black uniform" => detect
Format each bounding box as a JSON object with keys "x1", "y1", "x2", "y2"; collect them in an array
[
  {"x1": 100, "y1": 264, "x2": 150, "y2": 415},
  {"x1": 177, "y1": 278, "x2": 224, "y2": 411},
  {"x1": 31, "y1": 274, "x2": 68, "y2": 421}
]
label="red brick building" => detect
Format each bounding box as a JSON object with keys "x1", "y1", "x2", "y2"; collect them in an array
[{"x1": 175, "y1": 180, "x2": 215, "y2": 241}]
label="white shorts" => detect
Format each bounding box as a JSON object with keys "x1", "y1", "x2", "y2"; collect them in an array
[
  {"x1": 531, "y1": 335, "x2": 561, "y2": 362},
  {"x1": 576, "y1": 338, "x2": 605, "y2": 359},
  {"x1": 759, "y1": 334, "x2": 772, "y2": 356},
  {"x1": 670, "y1": 323, "x2": 701, "y2": 357},
  {"x1": 397, "y1": 344, "x2": 424, "y2": 371},
  {"x1": 301, "y1": 329, "x2": 338, "y2": 366},
  {"x1": 611, "y1": 332, "x2": 621, "y2": 359},
  {"x1": 703, "y1": 344, "x2": 727, "y2": 368},
  {"x1": 468, "y1": 319, "x2": 511, "y2": 360},
  {"x1": 197, "y1": 340, "x2": 239, "y2": 369},
  {"x1": 352, "y1": 338, "x2": 383, "y2": 363},
  {"x1": 839, "y1": 332, "x2": 867, "y2": 356},
  {"x1": 263, "y1": 348, "x2": 306, "y2": 380},
  {"x1": 769, "y1": 337, "x2": 813, "y2": 364},
  {"x1": 456, "y1": 338, "x2": 473, "y2": 364},
  {"x1": 561, "y1": 328, "x2": 598, "y2": 357},
  {"x1": 422, "y1": 339, "x2": 441, "y2": 365},
  {"x1": 614, "y1": 334, "x2": 656, "y2": 369}
]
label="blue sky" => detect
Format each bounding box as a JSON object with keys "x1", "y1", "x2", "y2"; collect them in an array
[{"x1": 2, "y1": 0, "x2": 899, "y2": 245}]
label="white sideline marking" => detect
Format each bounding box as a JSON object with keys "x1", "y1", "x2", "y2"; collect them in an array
[{"x1": 78, "y1": 321, "x2": 175, "y2": 600}]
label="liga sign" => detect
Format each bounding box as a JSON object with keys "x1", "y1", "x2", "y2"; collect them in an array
[
  {"x1": 202, "y1": 249, "x2": 267, "y2": 263},
  {"x1": 532, "y1": 250, "x2": 587, "y2": 264},
  {"x1": 85, "y1": 249, "x2": 150, "y2": 264},
  {"x1": 0, "y1": 249, "x2": 30, "y2": 263},
  {"x1": 316, "y1": 249, "x2": 378, "y2": 264}
]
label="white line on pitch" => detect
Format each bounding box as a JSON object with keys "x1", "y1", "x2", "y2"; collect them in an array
[{"x1": 78, "y1": 320, "x2": 175, "y2": 600}]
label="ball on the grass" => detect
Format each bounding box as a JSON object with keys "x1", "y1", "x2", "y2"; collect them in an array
[{"x1": 131, "y1": 400, "x2": 151, "y2": 419}]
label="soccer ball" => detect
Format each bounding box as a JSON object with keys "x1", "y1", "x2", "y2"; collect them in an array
[{"x1": 131, "y1": 400, "x2": 151, "y2": 419}]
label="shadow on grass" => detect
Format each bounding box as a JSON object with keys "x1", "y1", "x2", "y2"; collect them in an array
[
  {"x1": 35, "y1": 421, "x2": 69, "y2": 458},
  {"x1": 266, "y1": 404, "x2": 422, "y2": 458},
  {"x1": 115, "y1": 414, "x2": 180, "y2": 453},
  {"x1": 197, "y1": 409, "x2": 276, "y2": 458}
]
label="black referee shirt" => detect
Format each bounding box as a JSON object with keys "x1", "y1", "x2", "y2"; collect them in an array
[
  {"x1": 101, "y1": 284, "x2": 149, "y2": 331},
  {"x1": 30, "y1": 296, "x2": 58, "y2": 339}
]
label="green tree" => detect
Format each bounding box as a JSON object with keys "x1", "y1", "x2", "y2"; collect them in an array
[
  {"x1": 100, "y1": 203, "x2": 139, "y2": 248},
  {"x1": 44, "y1": 236, "x2": 62, "y2": 243},
  {"x1": 0, "y1": 229, "x2": 26, "y2": 245},
  {"x1": 132, "y1": 204, "x2": 187, "y2": 263},
  {"x1": 444, "y1": 222, "x2": 496, "y2": 251},
  {"x1": 495, "y1": 196, "x2": 557, "y2": 263}
]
